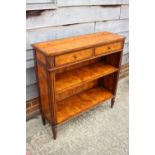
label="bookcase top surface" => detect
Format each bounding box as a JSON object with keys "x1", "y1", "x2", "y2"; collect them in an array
[{"x1": 32, "y1": 32, "x2": 125, "y2": 56}]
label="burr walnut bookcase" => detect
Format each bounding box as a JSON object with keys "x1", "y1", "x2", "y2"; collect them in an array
[{"x1": 32, "y1": 32, "x2": 125, "y2": 139}]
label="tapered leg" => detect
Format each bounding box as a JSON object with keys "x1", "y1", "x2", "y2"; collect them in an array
[
  {"x1": 52, "y1": 125, "x2": 57, "y2": 140},
  {"x1": 111, "y1": 97, "x2": 115, "y2": 108},
  {"x1": 41, "y1": 114, "x2": 46, "y2": 125}
]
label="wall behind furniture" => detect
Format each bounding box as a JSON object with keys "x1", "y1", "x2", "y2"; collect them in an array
[{"x1": 26, "y1": 0, "x2": 129, "y2": 101}]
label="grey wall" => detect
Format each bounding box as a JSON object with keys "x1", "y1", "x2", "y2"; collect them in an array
[{"x1": 26, "y1": 0, "x2": 129, "y2": 101}]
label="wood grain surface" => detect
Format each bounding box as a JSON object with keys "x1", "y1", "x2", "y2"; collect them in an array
[
  {"x1": 55, "y1": 62, "x2": 118, "y2": 93},
  {"x1": 55, "y1": 48, "x2": 93, "y2": 66},
  {"x1": 56, "y1": 80, "x2": 98, "y2": 102},
  {"x1": 33, "y1": 32, "x2": 125, "y2": 139},
  {"x1": 95, "y1": 41, "x2": 122, "y2": 55},
  {"x1": 37, "y1": 63, "x2": 52, "y2": 123},
  {"x1": 32, "y1": 32, "x2": 124, "y2": 56},
  {"x1": 57, "y1": 86, "x2": 113, "y2": 123}
]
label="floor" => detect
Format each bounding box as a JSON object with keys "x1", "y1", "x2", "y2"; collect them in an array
[{"x1": 26, "y1": 76, "x2": 129, "y2": 155}]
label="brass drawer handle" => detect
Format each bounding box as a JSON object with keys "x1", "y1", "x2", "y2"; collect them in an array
[{"x1": 108, "y1": 46, "x2": 111, "y2": 50}]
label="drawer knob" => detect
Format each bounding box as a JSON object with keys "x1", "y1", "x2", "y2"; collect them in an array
[
  {"x1": 108, "y1": 47, "x2": 111, "y2": 50},
  {"x1": 74, "y1": 55, "x2": 77, "y2": 59}
]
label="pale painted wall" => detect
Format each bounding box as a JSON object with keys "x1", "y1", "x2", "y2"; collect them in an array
[{"x1": 26, "y1": 0, "x2": 129, "y2": 100}]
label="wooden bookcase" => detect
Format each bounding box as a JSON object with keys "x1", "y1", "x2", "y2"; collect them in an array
[{"x1": 32, "y1": 32, "x2": 125, "y2": 139}]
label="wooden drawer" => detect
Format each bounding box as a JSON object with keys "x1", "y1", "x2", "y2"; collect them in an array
[
  {"x1": 95, "y1": 41, "x2": 122, "y2": 55},
  {"x1": 55, "y1": 49, "x2": 93, "y2": 66}
]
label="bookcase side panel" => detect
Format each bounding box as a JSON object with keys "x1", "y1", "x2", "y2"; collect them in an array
[{"x1": 37, "y1": 62, "x2": 53, "y2": 123}]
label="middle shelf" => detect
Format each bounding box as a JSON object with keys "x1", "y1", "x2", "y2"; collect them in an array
[{"x1": 55, "y1": 62, "x2": 118, "y2": 95}]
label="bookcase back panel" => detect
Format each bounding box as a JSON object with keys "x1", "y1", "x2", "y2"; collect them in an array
[
  {"x1": 98, "y1": 72, "x2": 118, "y2": 94},
  {"x1": 103, "y1": 52, "x2": 122, "y2": 68}
]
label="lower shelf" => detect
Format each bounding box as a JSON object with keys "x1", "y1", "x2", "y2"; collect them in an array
[{"x1": 57, "y1": 86, "x2": 113, "y2": 124}]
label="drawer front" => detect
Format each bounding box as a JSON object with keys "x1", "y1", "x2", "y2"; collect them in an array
[
  {"x1": 55, "y1": 49, "x2": 93, "y2": 66},
  {"x1": 95, "y1": 42, "x2": 122, "y2": 55}
]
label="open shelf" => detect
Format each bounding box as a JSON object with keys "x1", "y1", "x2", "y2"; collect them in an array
[
  {"x1": 56, "y1": 86, "x2": 113, "y2": 123},
  {"x1": 55, "y1": 62, "x2": 118, "y2": 94}
]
